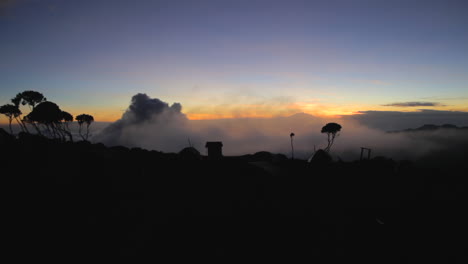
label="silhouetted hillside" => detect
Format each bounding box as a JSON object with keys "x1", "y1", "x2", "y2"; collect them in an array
[{"x1": 2, "y1": 132, "x2": 467, "y2": 262}]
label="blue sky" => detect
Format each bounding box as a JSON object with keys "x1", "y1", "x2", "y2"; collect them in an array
[{"x1": 1, "y1": 0, "x2": 468, "y2": 121}]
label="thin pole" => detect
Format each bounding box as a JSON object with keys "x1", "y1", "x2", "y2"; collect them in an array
[{"x1": 290, "y1": 133, "x2": 295, "y2": 160}]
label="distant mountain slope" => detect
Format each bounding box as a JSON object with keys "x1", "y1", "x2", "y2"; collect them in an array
[
  {"x1": 388, "y1": 124, "x2": 468, "y2": 133},
  {"x1": 345, "y1": 110, "x2": 468, "y2": 131}
]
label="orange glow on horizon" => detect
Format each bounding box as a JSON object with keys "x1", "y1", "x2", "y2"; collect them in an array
[
  {"x1": 186, "y1": 112, "x2": 293, "y2": 120},
  {"x1": 1, "y1": 103, "x2": 465, "y2": 125}
]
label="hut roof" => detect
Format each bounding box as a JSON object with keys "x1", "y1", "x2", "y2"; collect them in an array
[{"x1": 205, "y1": 141, "x2": 223, "y2": 148}]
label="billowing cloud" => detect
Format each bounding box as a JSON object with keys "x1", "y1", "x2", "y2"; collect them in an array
[
  {"x1": 383, "y1": 102, "x2": 443, "y2": 107},
  {"x1": 121, "y1": 93, "x2": 184, "y2": 124},
  {"x1": 93, "y1": 93, "x2": 190, "y2": 150}
]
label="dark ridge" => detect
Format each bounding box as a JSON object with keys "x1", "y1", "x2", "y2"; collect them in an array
[{"x1": 2, "y1": 134, "x2": 467, "y2": 262}]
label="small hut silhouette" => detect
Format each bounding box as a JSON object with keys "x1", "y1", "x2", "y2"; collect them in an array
[{"x1": 205, "y1": 141, "x2": 223, "y2": 160}]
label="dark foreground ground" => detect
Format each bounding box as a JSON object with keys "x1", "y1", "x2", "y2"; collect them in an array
[{"x1": 2, "y1": 133, "x2": 467, "y2": 262}]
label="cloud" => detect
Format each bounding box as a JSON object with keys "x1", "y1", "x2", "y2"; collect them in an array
[
  {"x1": 121, "y1": 93, "x2": 184, "y2": 124},
  {"x1": 383, "y1": 102, "x2": 443, "y2": 107},
  {"x1": 92, "y1": 94, "x2": 468, "y2": 166},
  {"x1": 93, "y1": 94, "x2": 331, "y2": 157},
  {"x1": 346, "y1": 110, "x2": 468, "y2": 131},
  {"x1": 93, "y1": 93, "x2": 189, "y2": 150}
]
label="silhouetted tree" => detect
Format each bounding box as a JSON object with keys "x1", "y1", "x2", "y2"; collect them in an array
[
  {"x1": 51, "y1": 110, "x2": 73, "y2": 141},
  {"x1": 76, "y1": 114, "x2": 94, "y2": 141},
  {"x1": 11, "y1": 91, "x2": 46, "y2": 133},
  {"x1": 12, "y1": 90, "x2": 46, "y2": 110},
  {"x1": 0, "y1": 104, "x2": 22, "y2": 134},
  {"x1": 321, "y1": 122, "x2": 342, "y2": 152},
  {"x1": 26, "y1": 101, "x2": 62, "y2": 138},
  {"x1": 59, "y1": 111, "x2": 74, "y2": 141},
  {"x1": 290, "y1": 132, "x2": 295, "y2": 160}
]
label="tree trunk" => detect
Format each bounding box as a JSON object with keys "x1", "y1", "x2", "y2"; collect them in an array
[
  {"x1": 31, "y1": 122, "x2": 41, "y2": 136},
  {"x1": 45, "y1": 124, "x2": 53, "y2": 138},
  {"x1": 8, "y1": 117, "x2": 13, "y2": 135},
  {"x1": 78, "y1": 124, "x2": 85, "y2": 140},
  {"x1": 325, "y1": 133, "x2": 332, "y2": 152},
  {"x1": 290, "y1": 137, "x2": 294, "y2": 160},
  {"x1": 14, "y1": 117, "x2": 27, "y2": 133},
  {"x1": 66, "y1": 123, "x2": 73, "y2": 142},
  {"x1": 13, "y1": 117, "x2": 23, "y2": 133},
  {"x1": 22, "y1": 120, "x2": 30, "y2": 133},
  {"x1": 85, "y1": 123, "x2": 90, "y2": 140},
  {"x1": 67, "y1": 131, "x2": 73, "y2": 142},
  {"x1": 326, "y1": 133, "x2": 336, "y2": 153},
  {"x1": 51, "y1": 123, "x2": 62, "y2": 140}
]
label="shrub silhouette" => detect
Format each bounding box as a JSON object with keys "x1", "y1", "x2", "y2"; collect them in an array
[
  {"x1": 0, "y1": 104, "x2": 22, "y2": 134},
  {"x1": 76, "y1": 114, "x2": 94, "y2": 141},
  {"x1": 321, "y1": 122, "x2": 342, "y2": 152}
]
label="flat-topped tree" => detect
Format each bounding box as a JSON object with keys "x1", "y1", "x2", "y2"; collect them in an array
[
  {"x1": 76, "y1": 114, "x2": 94, "y2": 141},
  {"x1": 26, "y1": 101, "x2": 63, "y2": 138},
  {"x1": 321, "y1": 122, "x2": 342, "y2": 152},
  {"x1": 0, "y1": 104, "x2": 22, "y2": 134},
  {"x1": 60, "y1": 111, "x2": 74, "y2": 141},
  {"x1": 11, "y1": 91, "x2": 46, "y2": 133},
  {"x1": 12, "y1": 90, "x2": 46, "y2": 110}
]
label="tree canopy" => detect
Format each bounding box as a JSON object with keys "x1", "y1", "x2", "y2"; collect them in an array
[
  {"x1": 12, "y1": 90, "x2": 46, "y2": 109},
  {"x1": 321, "y1": 122, "x2": 342, "y2": 152},
  {"x1": 0, "y1": 104, "x2": 22, "y2": 134},
  {"x1": 76, "y1": 114, "x2": 94, "y2": 141},
  {"x1": 1, "y1": 90, "x2": 93, "y2": 141},
  {"x1": 76, "y1": 114, "x2": 94, "y2": 125},
  {"x1": 0, "y1": 104, "x2": 22, "y2": 119},
  {"x1": 26, "y1": 101, "x2": 62, "y2": 124}
]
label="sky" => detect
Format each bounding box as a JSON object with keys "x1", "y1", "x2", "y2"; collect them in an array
[{"x1": 1, "y1": 0, "x2": 468, "y2": 123}]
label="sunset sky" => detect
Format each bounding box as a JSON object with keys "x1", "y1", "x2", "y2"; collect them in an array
[{"x1": 1, "y1": 0, "x2": 468, "y2": 122}]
